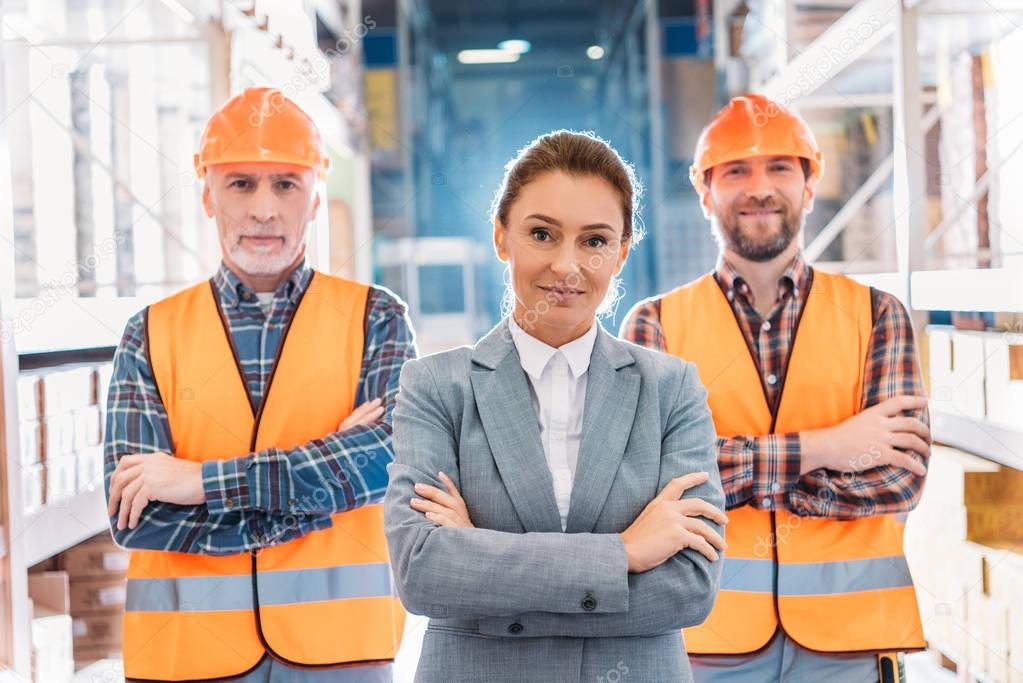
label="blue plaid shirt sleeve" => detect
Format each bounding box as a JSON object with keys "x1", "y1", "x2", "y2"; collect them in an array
[
  {"x1": 104, "y1": 311, "x2": 274, "y2": 555},
  {"x1": 200, "y1": 286, "x2": 417, "y2": 518}
]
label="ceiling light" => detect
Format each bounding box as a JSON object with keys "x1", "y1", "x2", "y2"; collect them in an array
[
  {"x1": 458, "y1": 49, "x2": 520, "y2": 65},
  {"x1": 498, "y1": 39, "x2": 531, "y2": 54},
  {"x1": 586, "y1": 45, "x2": 605, "y2": 60}
]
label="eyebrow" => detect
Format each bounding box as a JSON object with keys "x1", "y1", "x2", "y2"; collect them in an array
[
  {"x1": 722, "y1": 156, "x2": 795, "y2": 168},
  {"x1": 223, "y1": 172, "x2": 304, "y2": 181},
  {"x1": 524, "y1": 213, "x2": 617, "y2": 233}
]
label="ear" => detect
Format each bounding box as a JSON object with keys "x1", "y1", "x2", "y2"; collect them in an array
[
  {"x1": 493, "y1": 218, "x2": 509, "y2": 262},
  {"x1": 613, "y1": 238, "x2": 630, "y2": 276},
  {"x1": 202, "y1": 180, "x2": 215, "y2": 218},
  {"x1": 310, "y1": 191, "x2": 321, "y2": 221},
  {"x1": 802, "y1": 177, "x2": 816, "y2": 214},
  {"x1": 699, "y1": 190, "x2": 714, "y2": 219}
]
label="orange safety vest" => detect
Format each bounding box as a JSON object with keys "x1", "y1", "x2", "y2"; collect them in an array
[
  {"x1": 660, "y1": 270, "x2": 925, "y2": 656},
  {"x1": 123, "y1": 272, "x2": 405, "y2": 681}
]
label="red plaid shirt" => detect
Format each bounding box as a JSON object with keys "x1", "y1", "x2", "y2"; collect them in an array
[{"x1": 620, "y1": 253, "x2": 928, "y2": 518}]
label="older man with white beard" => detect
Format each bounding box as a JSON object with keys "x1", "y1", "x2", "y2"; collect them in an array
[{"x1": 104, "y1": 88, "x2": 414, "y2": 682}]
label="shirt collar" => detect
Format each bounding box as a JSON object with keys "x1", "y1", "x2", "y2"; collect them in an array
[
  {"x1": 507, "y1": 316, "x2": 599, "y2": 381},
  {"x1": 213, "y1": 259, "x2": 312, "y2": 309},
  {"x1": 715, "y1": 252, "x2": 810, "y2": 304}
]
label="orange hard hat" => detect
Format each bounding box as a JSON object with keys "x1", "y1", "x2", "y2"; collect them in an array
[
  {"x1": 689, "y1": 93, "x2": 822, "y2": 196},
  {"x1": 194, "y1": 87, "x2": 331, "y2": 179}
]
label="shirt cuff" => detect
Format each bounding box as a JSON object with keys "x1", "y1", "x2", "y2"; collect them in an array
[
  {"x1": 752, "y1": 432, "x2": 802, "y2": 509},
  {"x1": 202, "y1": 456, "x2": 254, "y2": 514}
]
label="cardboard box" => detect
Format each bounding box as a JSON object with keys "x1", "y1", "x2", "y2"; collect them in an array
[
  {"x1": 44, "y1": 413, "x2": 75, "y2": 461},
  {"x1": 73, "y1": 646, "x2": 122, "y2": 672},
  {"x1": 45, "y1": 455, "x2": 78, "y2": 506},
  {"x1": 31, "y1": 606, "x2": 74, "y2": 683},
  {"x1": 18, "y1": 417, "x2": 42, "y2": 467},
  {"x1": 29, "y1": 571, "x2": 73, "y2": 683},
  {"x1": 22, "y1": 461, "x2": 44, "y2": 516},
  {"x1": 62, "y1": 537, "x2": 129, "y2": 578},
  {"x1": 72, "y1": 405, "x2": 102, "y2": 450},
  {"x1": 17, "y1": 373, "x2": 41, "y2": 420},
  {"x1": 69, "y1": 576, "x2": 127, "y2": 614},
  {"x1": 72, "y1": 612, "x2": 123, "y2": 648},
  {"x1": 927, "y1": 329, "x2": 986, "y2": 419},
  {"x1": 29, "y1": 571, "x2": 70, "y2": 613},
  {"x1": 41, "y1": 366, "x2": 96, "y2": 416},
  {"x1": 95, "y1": 363, "x2": 113, "y2": 410},
  {"x1": 983, "y1": 333, "x2": 1023, "y2": 428},
  {"x1": 76, "y1": 445, "x2": 105, "y2": 493}
]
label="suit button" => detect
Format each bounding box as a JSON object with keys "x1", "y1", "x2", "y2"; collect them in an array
[
  {"x1": 508, "y1": 623, "x2": 523, "y2": 635},
  {"x1": 581, "y1": 596, "x2": 597, "y2": 611}
]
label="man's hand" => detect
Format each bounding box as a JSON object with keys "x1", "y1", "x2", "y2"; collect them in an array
[
  {"x1": 338, "y1": 397, "x2": 384, "y2": 431},
  {"x1": 409, "y1": 471, "x2": 474, "y2": 528},
  {"x1": 800, "y1": 395, "x2": 930, "y2": 477},
  {"x1": 107, "y1": 453, "x2": 205, "y2": 530}
]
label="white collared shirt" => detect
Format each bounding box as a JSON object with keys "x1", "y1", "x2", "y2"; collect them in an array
[{"x1": 508, "y1": 316, "x2": 598, "y2": 531}]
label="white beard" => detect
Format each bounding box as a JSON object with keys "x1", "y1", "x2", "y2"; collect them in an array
[{"x1": 227, "y1": 222, "x2": 309, "y2": 277}]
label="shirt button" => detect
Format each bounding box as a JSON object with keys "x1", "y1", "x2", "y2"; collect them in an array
[
  {"x1": 581, "y1": 596, "x2": 597, "y2": 611},
  {"x1": 762, "y1": 497, "x2": 773, "y2": 507},
  {"x1": 770, "y1": 481, "x2": 781, "y2": 492},
  {"x1": 242, "y1": 292, "x2": 254, "y2": 301},
  {"x1": 766, "y1": 374, "x2": 778, "y2": 385},
  {"x1": 224, "y1": 498, "x2": 235, "y2": 510},
  {"x1": 762, "y1": 320, "x2": 772, "y2": 331},
  {"x1": 508, "y1": 623, "x2": 524, "y2": 635}
]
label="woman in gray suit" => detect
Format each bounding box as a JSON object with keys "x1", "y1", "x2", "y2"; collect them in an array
[{"x1": 384, "y1": 130, "x2": 727, "y2": 683}]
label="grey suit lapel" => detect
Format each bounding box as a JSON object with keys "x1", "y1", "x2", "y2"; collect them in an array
[
  {"x1": 470, "y1": 320, "x2": 563, "y2": 533},
  {"x1": 565, "y1": 327, "x2": 640, "y2": 533}
]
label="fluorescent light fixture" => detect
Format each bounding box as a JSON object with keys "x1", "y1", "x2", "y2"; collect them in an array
[
  {"x1": 457, "y1": 49, "x2": 520, "y2": 64},
  {"x1": 586, "y1": 45, "x2": 605, "y2": 60},
  {"x1": 498, "y1": 39, "x2": 531, "y2": 54}
]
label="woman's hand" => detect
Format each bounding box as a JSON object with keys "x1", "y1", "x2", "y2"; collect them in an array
[
  {"x1": 410, "y1": 471, "x2": 475, "y2": 528},
  {"x1": 619, "y1": 471, "x2": 728, "y2": 573}
]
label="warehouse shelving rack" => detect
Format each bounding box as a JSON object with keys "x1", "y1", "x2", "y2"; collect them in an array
[
  {"x1": 715, "y1": 0, "x2": 1023, "y2": 457},
  {"x1": 716, "y1": 0, "x2": 1023, "y2": 310}
]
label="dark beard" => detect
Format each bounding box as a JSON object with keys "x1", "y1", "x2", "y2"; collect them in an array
[{"x1": 716, "y1": 196, "x2": 800, "y2": 262}]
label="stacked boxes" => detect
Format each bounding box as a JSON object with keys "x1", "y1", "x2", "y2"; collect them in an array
[
  {"x1": 904, "y1": 446, "x2": 1023, "y2": 682},
  {"x1": 17, "y1": 362, "x2": 112, "y2": 516},
  {"x1": 27, "y1": 571, "x2": 74, "y2": 683},
  {"x1": 927, "y1": 325, "x2": 1023, "y2": 425},
  {"x1": 60, "y1": 535, "x2": 128, "y2": 669}
]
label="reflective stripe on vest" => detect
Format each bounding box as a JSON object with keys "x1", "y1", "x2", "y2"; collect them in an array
[
  {"x1": 125, "y1": 272, "x2": 406, "y2": 681},
  {"x1": 126, "y1": 563, "x2": 395, "y2": 612},
  {"x1": 720, "y1": 556, "x2": 914, "y2": 596},
  {"x1": 661, "y1": 270, "x2": 925, "y2": 655}
]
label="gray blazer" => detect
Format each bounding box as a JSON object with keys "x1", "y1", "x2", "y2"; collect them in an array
[{"x1": 384, "y1": 319, "x2": 724, "y2": 683}]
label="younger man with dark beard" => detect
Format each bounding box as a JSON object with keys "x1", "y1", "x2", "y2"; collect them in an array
[{"x1": 621, "y1": 94, "x2": 930, "y2": 682}]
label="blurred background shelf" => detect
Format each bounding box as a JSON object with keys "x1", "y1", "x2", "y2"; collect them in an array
[
  {"x1": 20, "y1": 487, "x2": 108, "y2": 569},
  {"x1": 911, "y1": 269, "x2": 1023, "y2": 313},
  {"x1": 930, "y1": 408, "x2": 1023, "y2": 473}
]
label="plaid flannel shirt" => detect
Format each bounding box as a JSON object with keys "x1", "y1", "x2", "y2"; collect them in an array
[
  {"x1": 620, "y1": 253, "x2": 928, "y2": 518},
  {"x1": 103, "y1": 260, "x2": 416, "y2": 554}
]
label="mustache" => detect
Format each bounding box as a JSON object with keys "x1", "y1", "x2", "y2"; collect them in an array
[
  {"x1": 735, "y1": 196, "x2": 785, "y2": 212},
  {"x1": 235, "y1": 223, "x2": 284, "y2": 241}
]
